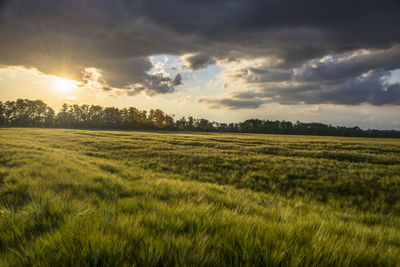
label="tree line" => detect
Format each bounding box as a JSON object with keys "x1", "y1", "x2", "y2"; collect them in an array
[{"x1": 1, "y1": 99, "x2": 399, "y2": 138}]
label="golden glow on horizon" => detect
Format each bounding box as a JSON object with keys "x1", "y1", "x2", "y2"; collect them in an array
[{"x1": 53, "y1": 77, "x2": 75, "y2": 94}]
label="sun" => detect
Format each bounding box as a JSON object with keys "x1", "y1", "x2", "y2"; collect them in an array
[{"x1": 53, "y1": 78, "x2": 75, "y2": 94}]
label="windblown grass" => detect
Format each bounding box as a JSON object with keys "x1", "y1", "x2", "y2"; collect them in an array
[{"x1": 0, "y1": 128, "x2": 399, "y2": 266}]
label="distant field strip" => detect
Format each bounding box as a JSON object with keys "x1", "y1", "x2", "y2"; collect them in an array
[{"x1": 1, "y1": 128, "x2": 400, "y2": 266}]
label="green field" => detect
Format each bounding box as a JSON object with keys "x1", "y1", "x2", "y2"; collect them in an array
[{"x1": 1, "y1": 128, "x2": 400, "y2": 266}]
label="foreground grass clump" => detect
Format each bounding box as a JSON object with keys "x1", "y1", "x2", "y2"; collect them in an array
[{"x1": 0, "y1": 128, "x2": 400, "y2": 266}]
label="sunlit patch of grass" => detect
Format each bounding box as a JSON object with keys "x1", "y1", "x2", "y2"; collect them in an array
[{"x1": 0, "y1": 128, "x2": 400, "y2": 266}]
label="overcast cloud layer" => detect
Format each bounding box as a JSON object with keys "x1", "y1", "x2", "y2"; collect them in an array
[{"x1": 0, "y1": 0, "x2": 399, "y2": 102}]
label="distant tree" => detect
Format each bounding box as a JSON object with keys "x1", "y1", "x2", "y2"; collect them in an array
[
  {"x1": 196, "y1": 118, "x2": 214, "y2": 131},
  {"x1": 240, "y1": 119, "x2": 263, "y2": 132},
  {"x1": 0, "y1": 99, "x2": 53, "y2": 127},
  {"x1": 187, "y1": 116, "x2": 195, "y2": 131},
  {"x1": 103, "y1": 107, "x2": 122, "y2": 128},
  {"x1": 176, "y1": 117, "x2": 187, "y2": 130},
  {"x1": 148, "y1": 109, "x2": 173, "y2": 129},
  {"x1": 0, "y1": 101, "x2": 5, "y2": 126},
  {"x1": 1, "y1": 98, "x2": 399, "y2": 138},
  {"x1": 88, "y1": 105, "x2": 104, "y2": 128},
  {"x1": 56, "y1": 103, "x2": 72, "y2": 127}
]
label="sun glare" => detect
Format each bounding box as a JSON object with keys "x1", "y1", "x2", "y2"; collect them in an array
[{"x1": 53, "y1": 78, "x2": 75, "y2": 94}]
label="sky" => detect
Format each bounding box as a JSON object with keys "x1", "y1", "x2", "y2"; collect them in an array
[{"x1": 0, "y1": 0, "x2": 399, "y2": 129}]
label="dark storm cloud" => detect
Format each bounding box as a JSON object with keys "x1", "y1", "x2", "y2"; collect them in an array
[
  {"x1": 0, "y1": 0, "x2": 399, "y2": 100},
  {"x1": 127, "y1": 73, "x2": 183, "y2": 96},
  {"x1": 198, "y1": 98, "x2": 264, "y2": 110},
  {"x1": 231, "y1": 46, "x2": 400, "y2": 85},
  {"x1": 183, "y1": 54, "x2": 216, "y2": 71},
  {"x1": 235, "y1": 68, "x2": 293, "y2": 83},
  {"x1": 0, "y1": 0, "x2": 188, "y2": 95},
  {"x1": 171, "y1": 73, "x2": 182, "y2": 86},
  {"x1": 200, "y1": 46, "x2": 400, "y2": 108},
  {"x1": 293, "y1": 47, "x2": 400, "y2": 83},
  {"x1": 203, "y1": 69, "x2": 400, "y2": 109}
]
